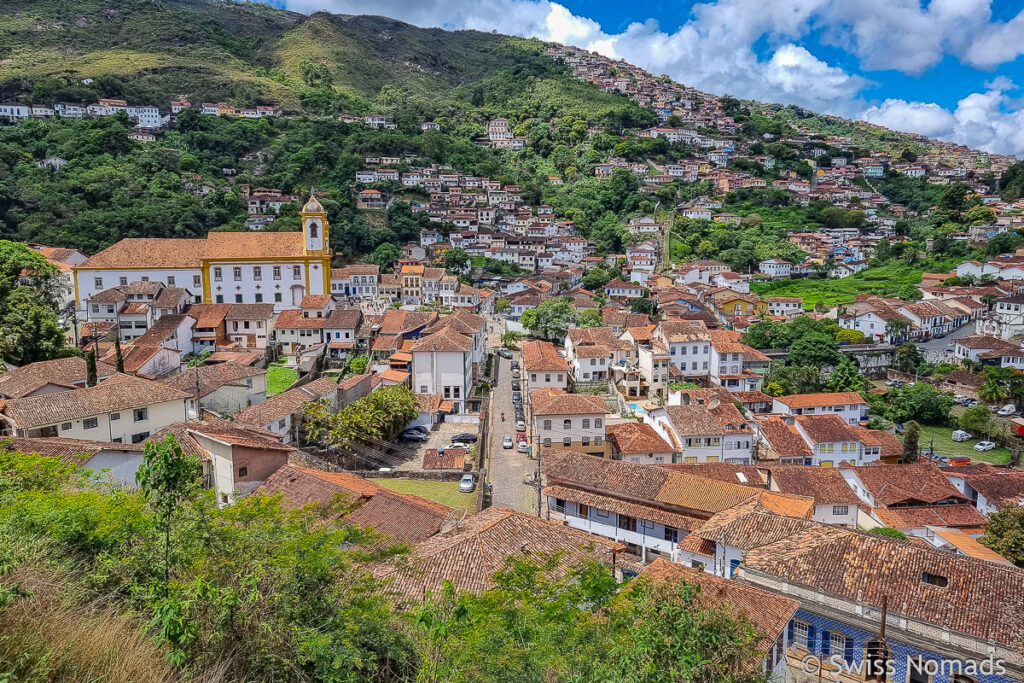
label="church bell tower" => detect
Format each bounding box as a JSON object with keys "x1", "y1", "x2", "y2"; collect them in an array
[{"x1": 301, "y1": 193, "x2": 329, "y2": 256}]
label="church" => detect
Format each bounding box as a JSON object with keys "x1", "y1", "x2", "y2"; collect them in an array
[{"x1": 73, "y1": 195, "x2": 332, "y2": 312}]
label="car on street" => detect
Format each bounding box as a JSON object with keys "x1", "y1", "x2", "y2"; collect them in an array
[
  {"x1": 511, "y1": 380, "x2": 521, "y2": 391},
  {"x1": 513, "y1": 391, "x2": 522, "y2": 404},
  {"x1": 401, "y1": 429, "x2": 429, "y2": 441},
  {"x1": 998, "y1": 404, "x2": 1016, "y2": 417},
  {"x1": 459, "y1": 474, "x2": 476, "y2": 493},
  {"x1": 511, "y1": 360, "x2": 519, "y2": 369},
  {"x1": 452, "y1": 432, "x2": 478, "y2": 444},
  {"x1": 517, "y1": 431, "x2": 526, "y2": 441},
  {"x1": 515, "y1": 419, "x2": 525, "y2": 431},
  {"x1": 517, "y1": 441, "x2": 530, "y2": 453},
  {"x1": 974, "y1": 441, "x2": 996, "y2": 452},
  {"x1": 512, "y1": 369, "x2": 521, "y2": 379},
  {"x1": 951, "y1": 430, "x2": 972, "y2": 442},
  {"x1": 498, "y1": 349, "x2": 513, "y2": 359},
  {"x1": 502, "y1": 435, "x2": 514, "y2": 449},
  {"x1": 406, "y1": 425, "x2": 428, "y2": 434}
]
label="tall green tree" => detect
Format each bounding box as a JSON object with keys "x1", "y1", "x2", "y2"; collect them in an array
[
  {"x1": 113, "y1": 335, "x2": 125, "y2": 373},
  {"x1": 980, "y1": 503, "x2": 1024, "y2": 567},
  {"x1": 902, "y1": 420, "x2": 920, "y2": 462},
  {"x1": 443, "y1": 246, "x2": 470, "y2": 274},
  {"x1": 826, "y1": 357, "x2": 871, "y2": 392},
  {"x1": 370, "y1": 242, "x2": 401, "y2": 270},
  {"x1": 85, "y1": 349, "x2": 97, "y2": 387},
  {"x1": 788, "y1": 332, "x2": 842, "y2": 368}
]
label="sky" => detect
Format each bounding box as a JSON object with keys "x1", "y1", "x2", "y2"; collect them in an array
[{"x1": 264, "y1": 0, "x2": 1024, "y2": 157}]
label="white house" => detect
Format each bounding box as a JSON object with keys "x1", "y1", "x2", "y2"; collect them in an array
[
  {"x1": 772, "y1": 392, "x2": 868, "y2": 425},
  {"x1": 411, "y1": 327, "x2": 475, "y2": 414}
]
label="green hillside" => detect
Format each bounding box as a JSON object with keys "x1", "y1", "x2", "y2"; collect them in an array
[{"x1": 0, "y1": 0, "x2": 571, "y2": 110}]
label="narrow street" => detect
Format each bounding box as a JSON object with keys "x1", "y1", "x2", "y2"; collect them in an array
[{"x1": 485, "y1": 322, "x2": 539, "y2": 515}]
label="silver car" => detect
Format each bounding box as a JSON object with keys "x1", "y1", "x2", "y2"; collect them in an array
[{"x1": 459, "y1": 474, "x2": 476, "y2": 493}]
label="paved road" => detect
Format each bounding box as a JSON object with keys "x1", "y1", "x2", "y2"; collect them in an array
[
  {"x1": 485, "y1": 345, "x2": 539, "y2": 515},
  {"x1": 916, "y1": 323, "x2": 975, "y2": 363}
]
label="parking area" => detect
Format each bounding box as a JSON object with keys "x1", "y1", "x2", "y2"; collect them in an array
[{"x1": 397, "y1": 421, "x2": 479, "y2": 472}]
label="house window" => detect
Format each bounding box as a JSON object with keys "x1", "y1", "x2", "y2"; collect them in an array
[
  {"x1": 194, "y1": 275, "x2": 201, "y2": 287},
  {"x1": 83, "y1": 417, "x2": 99, "y2": 429},
  {"x1": 235, "y1": 294, "x2": 243, "y2": 303},
  {"x1": 61, "y1": 422, "x2": 72, "y2": 431},
  {"x1": 119, "y1": 276, "x2": 128, "y2": 286},
  {"x1": 167, "y1": 276, "x2": 176, "y2": 286},
  {"x1": 238, "y1": 467, "x2": 248, "y2": 477},
  {"x1": 131, "y1": 431, "x2": 150, "y2": 443},
  {"x1": 791, "y1": 621, "x2": 810, "y2": 649},
  {"x1": 274, "y1": 293, "x2": 282, "y2": 302},
  {"x1": 278, "y1": 419, "x2": 286, "y2": 429},
  {"x1": 233, "y1": 267, "x2": 242, "y2": 281},
  {"x1": 216, "y1": 295, "x2": 224, "y2": 303},
  {"x1": 293, "y1": 265, "x2": 302, "y2": 279},
  {"x1": 594, "y1": 418, "x2": 602, "y2": 428},
  {"x1": 824, "y1": 631, "x2": 846, "y2": 658},
  {"x1": 582, "y1": 418, "x2": 591, "y2": 429},
  {"x1": 543, "y1": 438, "x2": 551, "y2": 447},
  {"x1": 253, "y1": 267, "x2": 261, "y2": 281},
  {"x1": 273, "y1": 266, "x2": 281, "y2": 280},
  {"x1": 308, "y1": 222, "x2": 318, "y2": 238},
  {"x1": 594, "y1": 436, "x2": 602, "y2": 446},
  {"x1": 544, "y1": 374, "x2": 550, "y2": 382},
  {"x1": 94, "y1": 277, "x2": 103, "y2": 289},
  {"x1": 729, "y1": 558, "x2": 740, "y2": 577},
  {"x1": 582, "y1": 437, "x2": 590, "y2": 446},
  {"x1": 255, "y1": 293, "x2": 263, "y2": 303},
  {"x1": 111, "y1": 413, "x2": 120, "y2": 421},
  {"x1": 133, "y1": 408, "x2": 148, "y2": 422},
  {"x1": 833, "y1": 505, "x2": 849, "y2": 516},
  {"x1": 563, "y1": 437, "x2": 571, "y2": 446},
  {"x1": 543, "y1": 420, "x2": 551, "y2": 430},
  {"x1": 213, "y1": 267, "x2": 222, "y2": 282},
  {"x1": 921, "y1": 572, "x2": 948, "y2": 587},
  {"x1": 563, "y1": 419, "x2": 571, "y2": 430}
]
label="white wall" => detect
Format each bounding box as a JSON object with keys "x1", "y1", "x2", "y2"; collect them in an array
[
  {"x1": 77, "y1": 268, "x2": 202, "y2": 307},
  {"x1": 413, "y1": 350, "x2": 472, "y2": 413},
  {"x1": 44, "y1": 398, "x2": 186, "y2": 443}
]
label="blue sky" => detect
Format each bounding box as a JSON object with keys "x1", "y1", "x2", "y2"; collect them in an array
[{"x1": 269, "y1": 0, "x2": 1024, "y2": 156}]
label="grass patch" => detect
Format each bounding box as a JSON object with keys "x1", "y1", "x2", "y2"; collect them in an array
[
  {"x1": 266, "y1": 365, "x2": 297, "y2": 396},
  {"x1": 898, "y1": 422, "x2": 1012, "y2": 465},
  {"x1": 369, "y1": 478, "x2": 476, "y2": 512}
]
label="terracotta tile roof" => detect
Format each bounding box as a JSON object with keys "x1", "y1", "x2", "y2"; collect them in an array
[
  {"x1": 954, "y1": 469, "x2": 1024, "y2": 507},
  {"x1": 694, "y1": 504, "x2": 818, "y2": 550},
  {"x1": 664, "y1": 402, "x2": 750, "y2": 436},
  {"x1": 422, "y1": 310, "x2": 485, "y2": 336},
  {"x1": 258, "y1": 463, "x2": 382, "y2": 502},
  {"x1": 157, "y1": 362, "x2": 266, "y2": 398},
  {"x1": 530, "y1": 388, "x2": 607, "y2": 416},
  {"x1": 374, "y1": 369, "x2": 410, "y2": 385},
  {"x1": 931, "y1": 527, "x2": 1012, "y2": 564},
  {"x1": 347, "y1": 488, "x2": 455, "y2": 545},
  {"x1": 324, "y1": 308, "x2": 362, "y2": 328},
  {"x1": 275, "y1": 309, "x2": 326, "y2": 330},
  {"x1": 520, "y1": 340, "x2": 568, "y2": 373},
  {"x1": 410, "y1": 327, "x2": 473, "y2": 353},
  {"x1": 763, "y1": 465, "x2": 861, "y2": 505},
  {"x1": 657, "y1": 320, "x2": 710, "y2": 343},
  {"x1": 606, "y1": 421, "x2": 672, "y2": 454},
  {"x1": 873, "y1": 504, "x2": 988, "y2": 529},
  {"x1": 855, "y1": 427, "x2": 903, "y2": 457},
  {"x1": 78, "y1": 238, "x2": 208, "y2": 269},
  {"x1": 794, "y1": 414, "x2": 861, "y2": 444},
  {"x1": 332, "y1": 264, "x2": 379, "y2": 277},
  {"x1": 776, "y1": 391, "x2": 868, "y2": 408},
  {"x1": 851, "y1": 463, "x2": 972, "y2": 506},
  {"x1": 373, "y1": 507, "x2": 623, "y2": 598},
  {"x1": 232, "y1": 378, "x2": 337, "y2": 427},
  {"x1": 732, "y1": 390, "x2": 773, "y2": 405},
  {"x1": 676, "y1": 532, "x2": 716, "y2": 556},
  {"x1": 226, "y1": 303, "x2": 276, "y2": 320},
  {"x1": 149, "y1": 419, "x2": 291, "y2": 461},
  {"x1": 742, "y1": 524, "x2": 1024, "y2": 653},
  {"x1": 99, "y1": 344, "x2": 168, "y2": 374},
  {"x1": 188, "y1": 303, "x2": 232, "y2": 329},
  {"x1": 203, "y1": 231, "x2": 306, "y2": 259},
  {"x1": 0, "y1": 436, "x2": 144, "y2": 463},
  {"x1": 300, "y1": 294, "x2": 333, "y2": 309},
  {"x1": 422, "y1": 447, "x2": 466, "y2": 470},
  {"x1": 657, "y1": 462, "x2": 765, "y2": 487},
  {"x1": 0, "y1": 373, "x2": 188, "y2": 428},
  {"x1": 640, "y1": 559, "x2": 799, "y2": 673},
  {"x1": 0, "y1": 356, "x2": 115, "y2": 398}
]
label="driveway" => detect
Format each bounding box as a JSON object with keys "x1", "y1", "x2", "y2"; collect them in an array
[{"x1": 486, "y1": 348, "x2": 539, "y2": 514}]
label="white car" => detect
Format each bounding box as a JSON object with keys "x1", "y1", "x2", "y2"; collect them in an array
[
  {"x1": 516, "y1": 420, "x2": 526, "y2": 431},
  {"x1": 951, "y1": 430, "x2": 972, "y2": 442},
  {"x1": 502, "y1": 435, "x2": 514, "y2": 449},
  {"x1": 974, "y1": 441, "x2": 996, "y2": 452},
  {"x1": 998, "y1": 404, "x2": 1016, "y2": 417},
  {"x1": 517, "y1": 441, "x2": 530, "y2": 453}
]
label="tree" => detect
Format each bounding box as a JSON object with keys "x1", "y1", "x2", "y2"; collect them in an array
[
  {"x1": 501, "y1": 330, "x2": 524, "y2": 348},
  {"x1": 0, "y1": 288, "x2": 73, "y2": 366},
  {"x1": 980, "y1": 503, "x2": 1024, "y2": 567},
  {"x1": 135, "y1": 434, "x2": 202, "y2": 594},
  {"x1": 885, "y1": 383, "x2": 955, "y2": 424},
  {"x1": 443, "y1": 247, "x2": 469, "y2": 274},
  {"x1": 581, "y1": 268, "x2": 611, "y2": 291},
  {"x1": 789, "y1": 332, "x2": 842, "y2": 369},
  {"x1": 305, "y1": 385, "x2": 418, "y2": 450},
  {"x1": 348, "y1": 355, "x2": 368, "y2": 375},
  {"x1": 522, "y1": 298, "x2": 575, "y2": 342},
  {"x1": 826, "y1": 357, "x2": 871, "y2": 392},
  {"x1": 895, "y1": 342, "x2": 923, "y2": 372},
  {"x1": 577, "y1": 308, "x2": 602, "y2": 328},
  {"x1": 979, "y1": 375, "x2": 1009, "y2": 403},
  {"x1": 980, "y1": 293, "x2": 998, "y2": 312},
  {"x1": 114, "y1": 335, "x2": 125, "y2": 373},
  {"x1": 764, "y1": 364, "x2": 823, "y2": 395},
  {"x1": 959, "y1": 404, "x2": 993, "y2": 436},
  {"x1": 370, "y1": 242, "x2": 400, "y2": 269},
  {"x1": 85, "y1": 349, "x2": 97, "y2": 387},
  {"x1": 868, "y1": 526, "x2": 908, "y2": 540},
  {"x1": 630, "y1": 297, "x2": 654, "y2": 315},
  {"x1": 902, "y1": 421, "x2": 920, "y2": 462},
  {"x1": 494, "y1": 298, "x2": 511, "y2": 314},
  {"x1": 966, "y1": 205, "x2": 997, "y2": 225},
  {"x1": 835, "y1": 329, "x2": 865, "y2": 345}
]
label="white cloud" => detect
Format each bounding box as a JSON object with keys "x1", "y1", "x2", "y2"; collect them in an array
[
  {"x1": 278, "y1": 0, "x2": 1024, "y2": 155},
  {"x1": 861, "y1": 84, "x2": 1024, "y2": 157}
]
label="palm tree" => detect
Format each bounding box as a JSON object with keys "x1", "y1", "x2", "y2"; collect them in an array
[
  {"x1": 502, "y1": 330, "x2": 524, "y2": 349},
  {"x1": 979, "y1": 377, "x2": 1008, "y2": 403},
  {"x1": 886, "y1": 318, "x2": 911, "y2": 344}
]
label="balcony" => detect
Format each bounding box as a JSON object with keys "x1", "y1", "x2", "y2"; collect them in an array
[{"x1": 551, "y1": 508, "x2": 677, "y2": 555}]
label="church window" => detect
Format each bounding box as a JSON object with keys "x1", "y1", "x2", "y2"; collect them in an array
[
  {"x1": 308, "y1": 222, "x2": 318, "y2": 239},
  {"x1": 273, "y1": 266, "x2": 281, "y2": 280},
  {"x1": 293, "y1": 266, "x2": 301, "y2": 279}
]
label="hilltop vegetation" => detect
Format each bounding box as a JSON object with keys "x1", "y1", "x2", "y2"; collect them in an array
[{"x1": 0, "y1": 443, "x2": 771, "y2": 682}]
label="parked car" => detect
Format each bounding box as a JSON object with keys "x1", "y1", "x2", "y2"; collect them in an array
[
  {"x1": 951, "y1": 430, "x2": 973, "y2": 442},
  {"x1": 452, "y1": 432, "x2": 478, "y2": 444},
  {"x1": 998, "y1": 404, "x2": 1016, "y2": 417},
  {"x1": 512, "y1": 369, "x2": 521, "y2": 379},
  {"x1": 511, "y1": 380, "x2": 521, "y2": 391},
  {"x1": 401, "y1": 429, "x2": 429, "y2": 442},
  {"x1": 459, "y1": 474, "x2": 476, "y2": 493},
  {"x1": 893, "y1": 422, "x2": 905, "y2": 434},
  {"x1": 515, "y1": 419, "x2": 525, "y2": 431},
  {"x1": 502, "y1": 436, "x2": 513, "y2": 449},
  {"x1": 406, "y1": 425, "x2": 428, "y2": 434},
  {"x1": 974, "y1": 441, "x2": 996, "y2": 452},
  {"x1": 513, "y1": 391, "x2": 522, "y2": 404},
  {"x1": 498, "y1": 348, "x2": 513, "y2": 359},
  {"x1": 517, "y1": 441, "x2": 530, "y2": 453},
  {"x1": 517, "y1": 431, "x2": 526, "y2": 441},
  {"x1": 884, "y1": 379, "x2": 900, "y2": 387},
  {"x1": 511, "y1": 360, "x2": 519, "y2": 369}
]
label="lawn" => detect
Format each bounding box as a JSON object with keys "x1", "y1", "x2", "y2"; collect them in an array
[
  {"x1": 369, "y1": 478, "x2": 476, "y2": 512},
  {"x1": 266, "y1": 365, "x2": 298, "y2": 396},
  {"x1": 899, "y1": 422, "x2": 1012, "y2": 465}
]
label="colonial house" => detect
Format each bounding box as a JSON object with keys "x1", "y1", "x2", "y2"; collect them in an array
[{"x1": 531, "y1": 388, "x2": 609, "y2": 457}]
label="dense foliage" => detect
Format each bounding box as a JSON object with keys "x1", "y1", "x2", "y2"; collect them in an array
[{"x1": 0, "y1": 443, "x2": 773, "y2": 682}]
